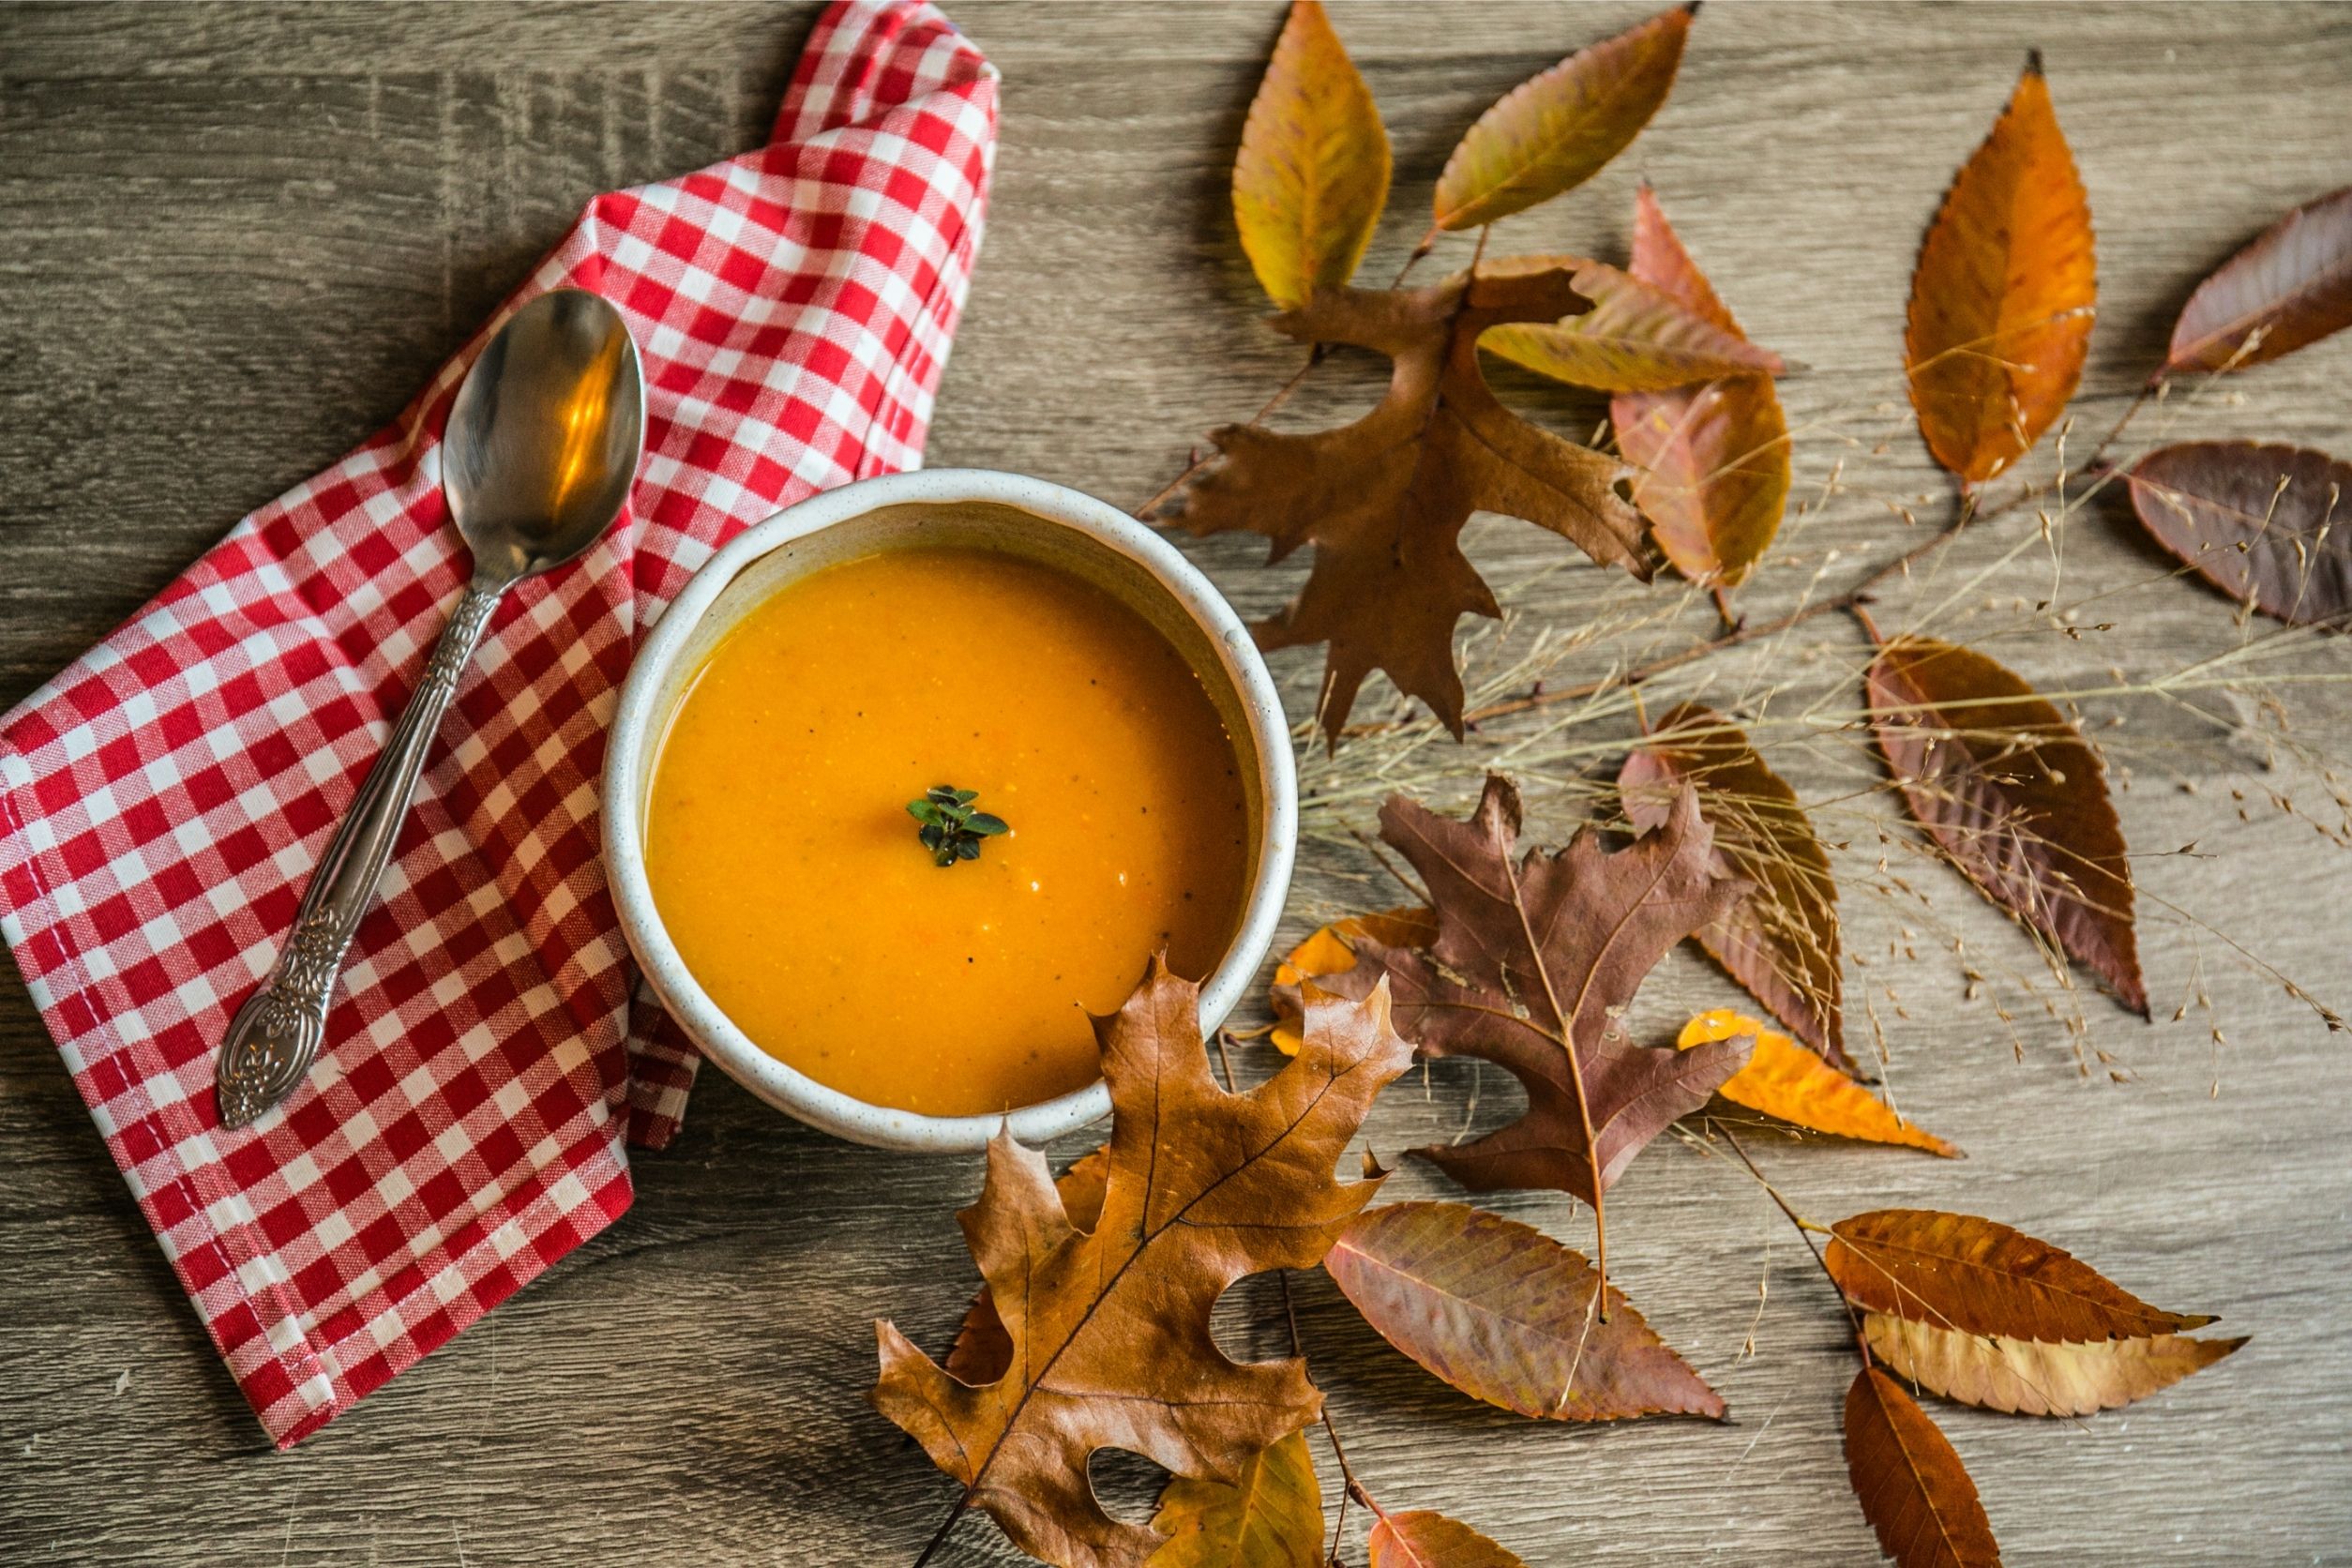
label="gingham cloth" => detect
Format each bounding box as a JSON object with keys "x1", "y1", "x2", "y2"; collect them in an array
[{"x1": 0, "y1": 0, "x2": 995, "y2": 1448}]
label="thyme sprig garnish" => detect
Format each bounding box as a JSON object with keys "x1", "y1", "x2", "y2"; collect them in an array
[{"x1": 906, "y1": 785, "x2": 1009, "y2": 867}]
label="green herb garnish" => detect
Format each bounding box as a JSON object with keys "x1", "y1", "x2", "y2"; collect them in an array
[{"x1": 906, "y1": 785, "x2": 1010, "y2": 867}]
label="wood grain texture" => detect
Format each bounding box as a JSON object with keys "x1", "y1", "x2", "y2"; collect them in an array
[{"x1": 3, "y1": 5, "x2": 2349, "y2": 1564}]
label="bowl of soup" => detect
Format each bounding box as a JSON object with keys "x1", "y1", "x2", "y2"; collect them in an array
[{"x1": 603, "y1": 469, "x2": 1296, "y2": 1153}]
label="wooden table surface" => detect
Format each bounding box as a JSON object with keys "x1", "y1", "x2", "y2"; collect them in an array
[{"x1": 4, "y1": 4, "x2": 2349, "y2": 1563}]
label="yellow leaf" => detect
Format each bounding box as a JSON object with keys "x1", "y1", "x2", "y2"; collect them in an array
[
  {"x1": 1148, "y1": 1429, "x2": 1325, "y2": 1567},
  {"x1": 1678, "y1": 1009, "x2": 1957, "y2": 1157},
  {"x1": 1270, "y1": 906, "x2": 1434, "y2": 1053},
  {"x1": 1864, "y1": 1313, "x2": 2244, "y2": 1417},
  {"x1": 1905, "y1": 55, "x2": 2095, "y2": 484},
  {"x1": 1432, "y1": 4, "x2": 1694, "y2": 232},
  {"x1": 1233, "y1": 1, "x2": 1391, "y2": 309}
]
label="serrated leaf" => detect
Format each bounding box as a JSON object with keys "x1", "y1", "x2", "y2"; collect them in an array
[
  {"x1": 1678, "y1": 1011, "x2": 1956, "y2": 1156},
  {"x1": 1169, "y1": 271, "x2": 1647, "y2": 743},
  {"x1": 1432, "y1": 4, "x2": 1695, "y2": 231},
  {"x1": 1325, "y1": 1199, "x2": 1724, "y2": 1421},
  {"x1": 871, "y1": 961, "x2": 1412, "y2": 1568},
  {"x1": 1233, "y1": 0, "x2": 1391, "y2": 309},
  {"x1": 1611, "y1": 188, "x2": 1791, "y2": 587},
  {"x1": 1905, "y1": 57, "x2": 2095, "y2": 485},
  {"x1": 1147, "y1": 1429, "x2": 1325, "y2": 1568},
  {"x1": 1844, "y1": 1366, "x2": 2001, "y2": 1568},
  {"x1": 1481, "y1": 254, "x2": 1783, "y2": 391},
  {"x1": 1864, "y1": 1313, "x2": 2244, "y2": 1418},
  {"x1": 2165, "y1": 186, "x2": 2352, "y2": 375},
  {"x1": 1827, "y1": 1210, "x2": 2216, "y2": 1343},
  {"x1": 1268, "y1": 906, "x2": 1438, "y2": 1054},
  {"x1": 2121, "y1": 441, "x2": 2352, "y2": 629},
  {"x1": 1621, "y1": 703, "x2": 1843, "y2": 1063},
  {"x1": 1366, "y1": 1511, "x2": 1530, "y2": 1568},
  {"x1": 1864, "y1": 635, "x2": 2146, "y2": 1015}
]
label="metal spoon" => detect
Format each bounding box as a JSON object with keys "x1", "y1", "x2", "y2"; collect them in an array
[{"x1": 216, "y1": 289, "x2": 645, "y2": 1127}]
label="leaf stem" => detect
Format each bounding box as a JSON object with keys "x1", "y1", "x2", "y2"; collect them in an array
[{"x1": 1716, "y1": 1126, "x2": 1872, "y2": 1368}]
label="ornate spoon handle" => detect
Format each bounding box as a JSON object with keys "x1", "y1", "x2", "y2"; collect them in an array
[{"x1": 215, "y1": 577, "x2": 506, "y2": 1127}]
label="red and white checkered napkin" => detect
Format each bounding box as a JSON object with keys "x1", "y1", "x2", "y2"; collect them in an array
[{"x1": 0, "y1": 1, "x2": 995, "y2": 1447}]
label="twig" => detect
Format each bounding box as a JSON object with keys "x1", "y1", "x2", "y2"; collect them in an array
[{"x1": 1714, "y1": 1127, "x2": 1871, "y2": 1367}]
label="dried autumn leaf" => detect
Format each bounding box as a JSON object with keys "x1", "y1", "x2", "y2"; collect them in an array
[
  {"x1": 1432, "y1": 4, "x2": 1695, "y2": 231},
  {"x1": 1845, "y1": 1366, "x2": 2001, "y2": 1568},
  {"x1": 1324, "y1": 1199, "x2": 1724, "y2": 1421},
  {"x1": 946, "y1": 1148, "x2": 1110, "y2": 1383},
  {"x1": 1865, "y1": 635, "x2": 2147, "y2": 1015},
  {"x1": 2165, "y1": 186, "x2": 2352, "y2": 375},
  {"x1": 1147, "y1": 1429, "x2": 1324, "y2": 1568},
  {"x1": 1269, "y1": 906, "x2": 1438, "y2": 1054},
  {"x1": 1233, "y1": 0, "x2": 1391, "y2": 310},
  {"x1": 1611, "y1": 187, "x2": 1792, "y2": 587},
  {"x1": 1366, "y1": 1511, "x2": 1530, "y2": 1568},
  {"x1": 1621, "y1": 703, "x2": 1843, "y2": 1063},
  {"x1": 1863, "y1": 1313, "x2": 2244, "y2": 1418},
  {"x1": 1481, "y1": 254, "x2": 1784, "y2": 392},
  {"x1": 1827, "y1": 1210, "x2": 2217, "y2": 1343},
  {"x1": 1344, "y1": 776, "x2": 1751, "y2": 1280},
  {"x1": 1677, "y1": 1011, "x2": 1956, "y2": 1157},
  {"x1": 1905, "y1": 56, "x2": 2095, "y2": 485},
  {"x1": 2120, "y1": 441, "x2": 2352, "y2": 629},
  {"x1": 1170, "y1": 271, "x2": 1648, "y2": 741},
  {"x1": 870, "y1": 960, "x2": 1413, "y2": 1568}
]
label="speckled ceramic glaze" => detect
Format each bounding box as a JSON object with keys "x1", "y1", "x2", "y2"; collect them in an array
[{"x1": 603, "y1": 469, "x2": 1298, "y2": 1153}]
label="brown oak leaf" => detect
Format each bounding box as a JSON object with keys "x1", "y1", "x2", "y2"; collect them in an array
[
  {"x1": 1341, "y1": 776, "x2": 1751, "y2": 1286},
  {"x1": 871, "y1": 959, "x2": 1412, "y2": 1568},
  {"x1": 1168, "y1": 270, "x2": 1649, "y2": 743}
]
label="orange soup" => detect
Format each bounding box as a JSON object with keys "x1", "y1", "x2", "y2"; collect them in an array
[{"x1": 644, "y1": 544, "x2": 1252, "y2": 1117}]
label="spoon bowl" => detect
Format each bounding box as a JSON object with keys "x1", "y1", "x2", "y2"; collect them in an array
[
  {"x1": 445, "y1": 290, "x2": 646, "y2": 583},
  {"x1": 216, "y1": 288, "x2": 646, "y2": 1127}
]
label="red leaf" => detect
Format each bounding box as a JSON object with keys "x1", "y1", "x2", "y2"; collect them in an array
[
  {"x1": 2166, "y1": 186, "x2": 2352, "y2": 375},
  {"x1": 2122, "y1": 441, "x2": 2352, "y2": 629},
  {"x1": 1864, "y1": 636, "x2": 2146, "y2": 1016}
]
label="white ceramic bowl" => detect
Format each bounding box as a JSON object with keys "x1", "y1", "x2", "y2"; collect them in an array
[{"x1": 603, "y1": 469, "x2": 1297, "y2": 1153}]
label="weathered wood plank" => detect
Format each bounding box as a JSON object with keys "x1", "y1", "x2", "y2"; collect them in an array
[{"x1": 3, "y1": 5, "x2": 2348, "y2": 1563}]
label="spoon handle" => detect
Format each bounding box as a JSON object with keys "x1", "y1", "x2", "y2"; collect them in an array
[{"x1": 215, "y1": 577, "x2": 507, "y2": 1127}]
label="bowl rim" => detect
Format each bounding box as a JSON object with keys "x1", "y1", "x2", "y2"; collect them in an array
[{"x1": 601, "y1": 467, "x2": 1298, "y2": 1153}]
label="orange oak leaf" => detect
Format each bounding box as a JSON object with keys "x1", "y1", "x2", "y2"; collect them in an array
[
  {"x1": 1621, "y1": 703, "x2": 1844, "y2": 1065},
  {"x1": 1366, "y1": 1511, "x2": 1531, "y2": 1568},
  {"x1": 1343, "y1": 776, "x2": 1751, "y2": 1287},
  {"x1": 1905, "y1": 55, "x2": 2095, "y2": 486},
  {"x1": 1826, "y1": 1210, "x2": 2216, "y2": 1344},
  {"x1": 1677, "y1": 1011, "x2": 1956, "y2": 1157},
  {"x1": 1432, "y1": 4, "x2": 1695, "y2": 232},
  {"x1": 2121, "y1": 441, "x2": 2352, "y2": 630},
  {"x1": 1863, "y1": 1313, "x2": 2244, "y2": 1418},
  {"x1": 1324, "y1": 1199, "x2": 1724, "y2": 1421},
  {"x1": 1611, "y1": 187, "x2": 1792, "y2": 587},
  {"x1": 1481, "y1": 253, "x2": 1783, "y2": 392},
  {"x1": 1169, "y1": 271, "x2": 1648, "y2": 742},
  {"x1": 2165, "y1": 186, "x2": 2352, "y2": 376},
  {"x1": 870, "y1": 960, "x2": 1413, "y2": 1568},
  {"x1": 1147, "y1": 1429, "x2": 1325, "y2": 1568},
  {"x1": 1269, "y1": 906, "x2": 1438, "y2": 1054},
  {"x1": 1233, "y1": 0, "x2": 1391, "y2": 310},
  {"x1": 1845, "y1": 1366, "x2": 2001, "y2": 1568},
  {"x1": 945, "y1": 1147, "x2": 1110, "y2": 1384},
  {"x1": 1864, "y1": 635, "x2": 2146, "y2": 1016}
]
